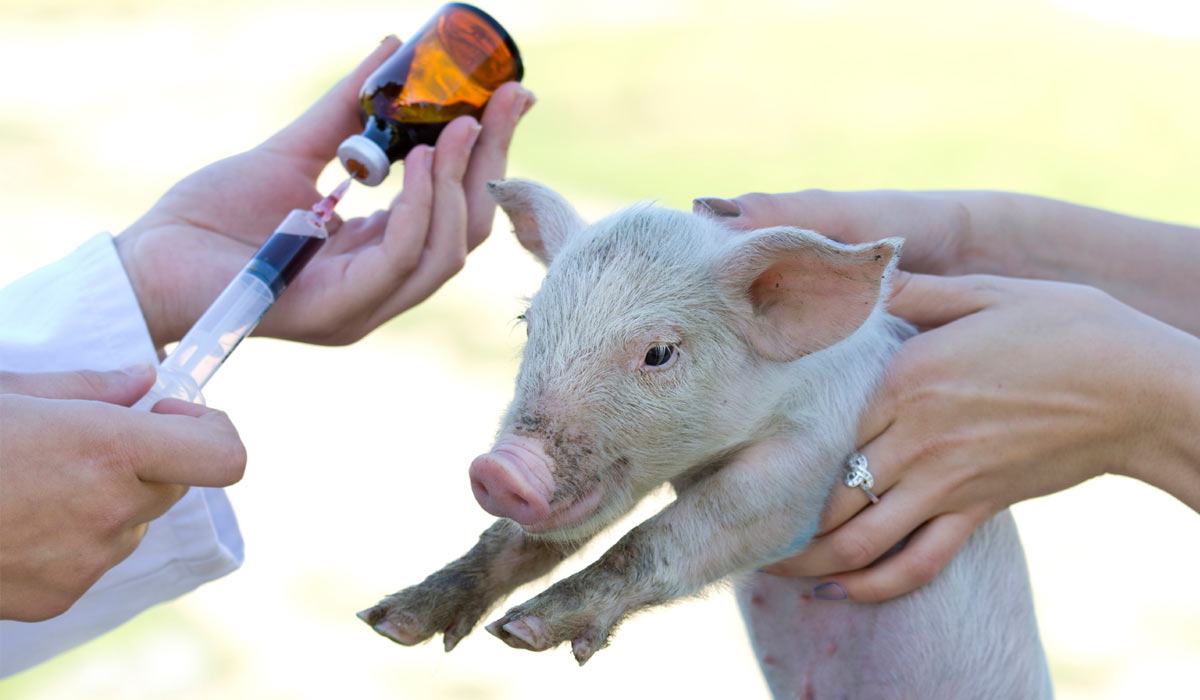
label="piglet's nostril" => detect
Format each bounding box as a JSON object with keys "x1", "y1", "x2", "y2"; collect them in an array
[{"x1": 468, "y1": 449, "x2": 552, "y2": 525}]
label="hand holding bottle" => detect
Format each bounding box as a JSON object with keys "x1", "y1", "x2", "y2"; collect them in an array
[{"x1": 116, "y1": 36, "x2": 535, "y2": 348}]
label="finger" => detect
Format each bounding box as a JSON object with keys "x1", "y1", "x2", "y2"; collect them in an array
[
  {"x1": 763, "y1": 482, "x2": 929, "y2": 578},
  {"x1": 814, "y1": 441, "x2": 894, "y2": 537},
  {"x1": 813, "y1": 513, "x2": 976, "y2": 603},
  {"x1": 422, "y1": 115, "x2": 478, "y2": 261},
  {"x1": 887, "y1": 273, "x2": 1010, "y2": 328},
  {"x1": 323, "y1": 209, "x2": 390, "y2": 256},
  {"x1": 149, "y1": 397, "x2": 213, "y2": 418},
  {"x1": 462, "y1": 82, "x2": 535, "y2": 250},
  {"x1": 264, "y1": 36, "x2": 403, "y2": 168},
  {"x1": 0, "y1": 363, "x2": 155, "y2": 405},
  {"x1": 370, "y1": 118, "x2": 479, "y2": 323},
  {"x1": 693, "y1": 190, "x2": 848, "y2": 234},
  {"x1": 116, "y1": 405, "x2": 248, "y2": 487},
  {"x1": 372, "y1": 144, "x2": 437, "y2": 282}
]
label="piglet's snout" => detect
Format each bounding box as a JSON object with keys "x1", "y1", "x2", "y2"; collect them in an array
[{"x1": 469, "y1": 437, "x2": 555, "y2": 525}]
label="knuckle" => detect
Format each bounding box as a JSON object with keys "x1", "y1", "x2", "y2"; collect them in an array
[
  {"x1": 81, "y1": 416, "x2": 141, "y2": 481},
  {"x1": 466, "y1": 225, "x2": 492, "y2": 252},
  {"x1": 735, "y1": 191, "x2": 772, "y2": 221},
  {"x1": 908, "y1": 430, "x2": 957, "y2": 467},
  {"x1": 906, "y1": 548, "x2": 946, "y2": 588},
  {"x1": 211, "y1": 423, "x2": 248, "y2": 485},
  {"x1": 393, "y1": 246, "x2": 424, "y2": 276},
  {"x1": 444, "y1": 249, "x2": 467, "y2": 275},
  {"x1": 77, "y1": 369, "x2": 112, "y2": 398},
  {"x1": 829, "y1": 531, "x2": 878, "y2": 571}
]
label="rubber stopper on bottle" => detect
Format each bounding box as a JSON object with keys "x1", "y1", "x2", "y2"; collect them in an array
[{"x1": 337, "y1": 135, "x2": 390, "y2": 187}]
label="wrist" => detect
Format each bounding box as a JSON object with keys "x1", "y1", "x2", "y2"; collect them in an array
[
  {"x1": 113, "y1": 231, "x2": 171, "y2": 348},
  {"x1": 1122, "y1": 323, "x2": 1200, "y2": 512},
  {"x1": 940, "y1": 191, "x2": 1036, "y2": 277}
]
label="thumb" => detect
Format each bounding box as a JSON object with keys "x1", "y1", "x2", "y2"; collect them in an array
[
  {"x1": 264, "y1": 36, "x2": 402, "y2": 169},
  {"x1": 0, "y1": 363, "x2": 156, "y2": 405},
  {"x1": 886, "y1": 272, "x2": 1011, "y2": 328}
]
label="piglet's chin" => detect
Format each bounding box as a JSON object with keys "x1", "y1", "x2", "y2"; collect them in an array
[{"x1": 520, "y1": 484, "x2": 607, "y2": 536}]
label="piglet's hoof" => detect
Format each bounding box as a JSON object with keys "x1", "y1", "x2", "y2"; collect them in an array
[
  {"x1": 358, "y1": 608, "x2": 426, "y2": 646},
  {"x1": 486, "y1": 614, "x2": 551, "y2": 651}
]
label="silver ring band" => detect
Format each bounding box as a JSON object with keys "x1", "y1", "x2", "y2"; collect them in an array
[{"x1": 844, "y1": 452, "x2": 880, "y2": 504}]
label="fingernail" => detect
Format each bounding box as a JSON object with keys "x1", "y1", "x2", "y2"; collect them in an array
[
  {"x1": 693, "y1": 197, "x2": 741, "y2": 217},
  {"x1": 465, "y1": 119, "x2": 482, "y2": 150},
  {"x1": 812, "y1": 582, "x2": 848, "y2": 601},
  {"x1": 513, "y1": 88, "x2": 537, "y2": 119},
  {"x1": 380, "y1": 34, "x2": 398, "y2": 44},
  {"x1": 422, "y1": 146, "x2": 435, "y2": 173},
  {"x1": 119, "y1": 361, "x2": 156, "y2": 378}
]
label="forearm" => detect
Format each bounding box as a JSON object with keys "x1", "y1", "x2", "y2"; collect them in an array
[{"x1": 950, "y1": 192, "x2": 1200, "y2": 335}]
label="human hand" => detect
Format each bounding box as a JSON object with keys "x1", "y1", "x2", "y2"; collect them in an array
[
  {"x1": 694, "y1": 190, "x2": 1200, "y2": 337},
  {"x1": 117, "y1": 36, "x2": 536, "y2": 347},
  {"x1": 761, "y1": 272, "x2": 1200, "y2": 601},
  {"x1": 0, "y1": 365, "x2": 247, "y2": 621},
  {"x1": 693, "y1": 190, "x2": 973, "y2": 275}
]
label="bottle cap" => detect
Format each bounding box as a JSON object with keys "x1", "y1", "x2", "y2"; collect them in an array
[{"x1": 337, "y1": 134, "x2": 390, "y2": 187}]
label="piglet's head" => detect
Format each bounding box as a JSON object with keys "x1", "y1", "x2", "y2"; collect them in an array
[{"x1": 471, "y1": 179, "x2": 900, "y2": 541}]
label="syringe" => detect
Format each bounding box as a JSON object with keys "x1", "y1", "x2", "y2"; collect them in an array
[{"x1": 133, "y1": 178, "x2": 352, "y2": 410}]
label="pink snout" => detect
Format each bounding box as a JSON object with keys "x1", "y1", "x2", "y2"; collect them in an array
[{"x1": 469, "y1": 437, "x2": 555, "y2": 526}]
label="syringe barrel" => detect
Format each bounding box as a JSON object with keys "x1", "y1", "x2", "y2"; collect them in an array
[
  {"x1": 132, "y1": 272, "x2": 275, "y2": 410},
  {"x1": 133, "y1": 209, "x2": 328, "y2": 411}
]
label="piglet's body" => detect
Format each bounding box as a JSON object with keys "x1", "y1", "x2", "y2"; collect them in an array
[{"x1": 359, "y1": 180, "x2": 1051, "y2": 698}]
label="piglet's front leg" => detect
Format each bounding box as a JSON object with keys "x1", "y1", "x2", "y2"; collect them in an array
[
  {"x1": 359, "y1": 519, "x2": 578, "y2": 651},
  {"x1": 487, "y1": 439, "x2": 839, "y2": 665}
]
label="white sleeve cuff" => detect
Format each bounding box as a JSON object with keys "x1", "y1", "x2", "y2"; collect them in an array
[{"x1": 0, "y1": 232, "x2": 155, "y2": 371}]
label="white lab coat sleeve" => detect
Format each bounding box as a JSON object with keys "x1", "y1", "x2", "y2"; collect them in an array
[{"x1": 0, "y1": 233, "x2": 244, "y2": 677}]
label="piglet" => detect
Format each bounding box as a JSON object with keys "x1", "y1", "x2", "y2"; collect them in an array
[{"x1": 358, "y1": 180, "x2": 1052, "y2": 698}]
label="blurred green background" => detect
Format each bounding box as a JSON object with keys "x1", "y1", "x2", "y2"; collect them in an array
[{"x1": 1, "y1": 0, "x2": 1197, "y2": 698}]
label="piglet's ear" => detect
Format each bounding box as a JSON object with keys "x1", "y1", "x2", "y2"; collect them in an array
[
  {"x1": 717, "y1": 227, "x2": 902, "y2": 362},
  {"x1": 487, "y1": 179, "x2": 586, "y2": 266}
]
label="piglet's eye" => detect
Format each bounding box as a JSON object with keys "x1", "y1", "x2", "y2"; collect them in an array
[{"x1": 644, "y1": 344, "x2": 676, "y2": 368}]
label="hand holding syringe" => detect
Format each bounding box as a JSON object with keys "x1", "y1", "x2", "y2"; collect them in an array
[{"x1": 132, "y1": 178, "x2": 352, "y2": 410}]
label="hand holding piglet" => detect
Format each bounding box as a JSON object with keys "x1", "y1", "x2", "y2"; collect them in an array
[{"x1": 696, "y1": 191, "x2": 1200, "y2": 601}]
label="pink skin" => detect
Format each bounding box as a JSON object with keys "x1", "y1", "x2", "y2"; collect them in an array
[
  {"x1": 521, "y1": 484, "x2": 606, "y2": 535},
  {"x1": 469, "y1": 436, "x2": 554, "y2": 525},
  {"x1": 469, "y1": 435, "x2": 606, "y2": 533}
]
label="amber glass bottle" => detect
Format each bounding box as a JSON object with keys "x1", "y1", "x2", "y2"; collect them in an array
[{"x1": 337, "y1": 3, "x2": 523, "y2": 186}]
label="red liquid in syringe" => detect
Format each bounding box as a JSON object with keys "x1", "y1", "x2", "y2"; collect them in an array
[{"x1": 312, "y1": 177, "x2": 353, "y2": 223}]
